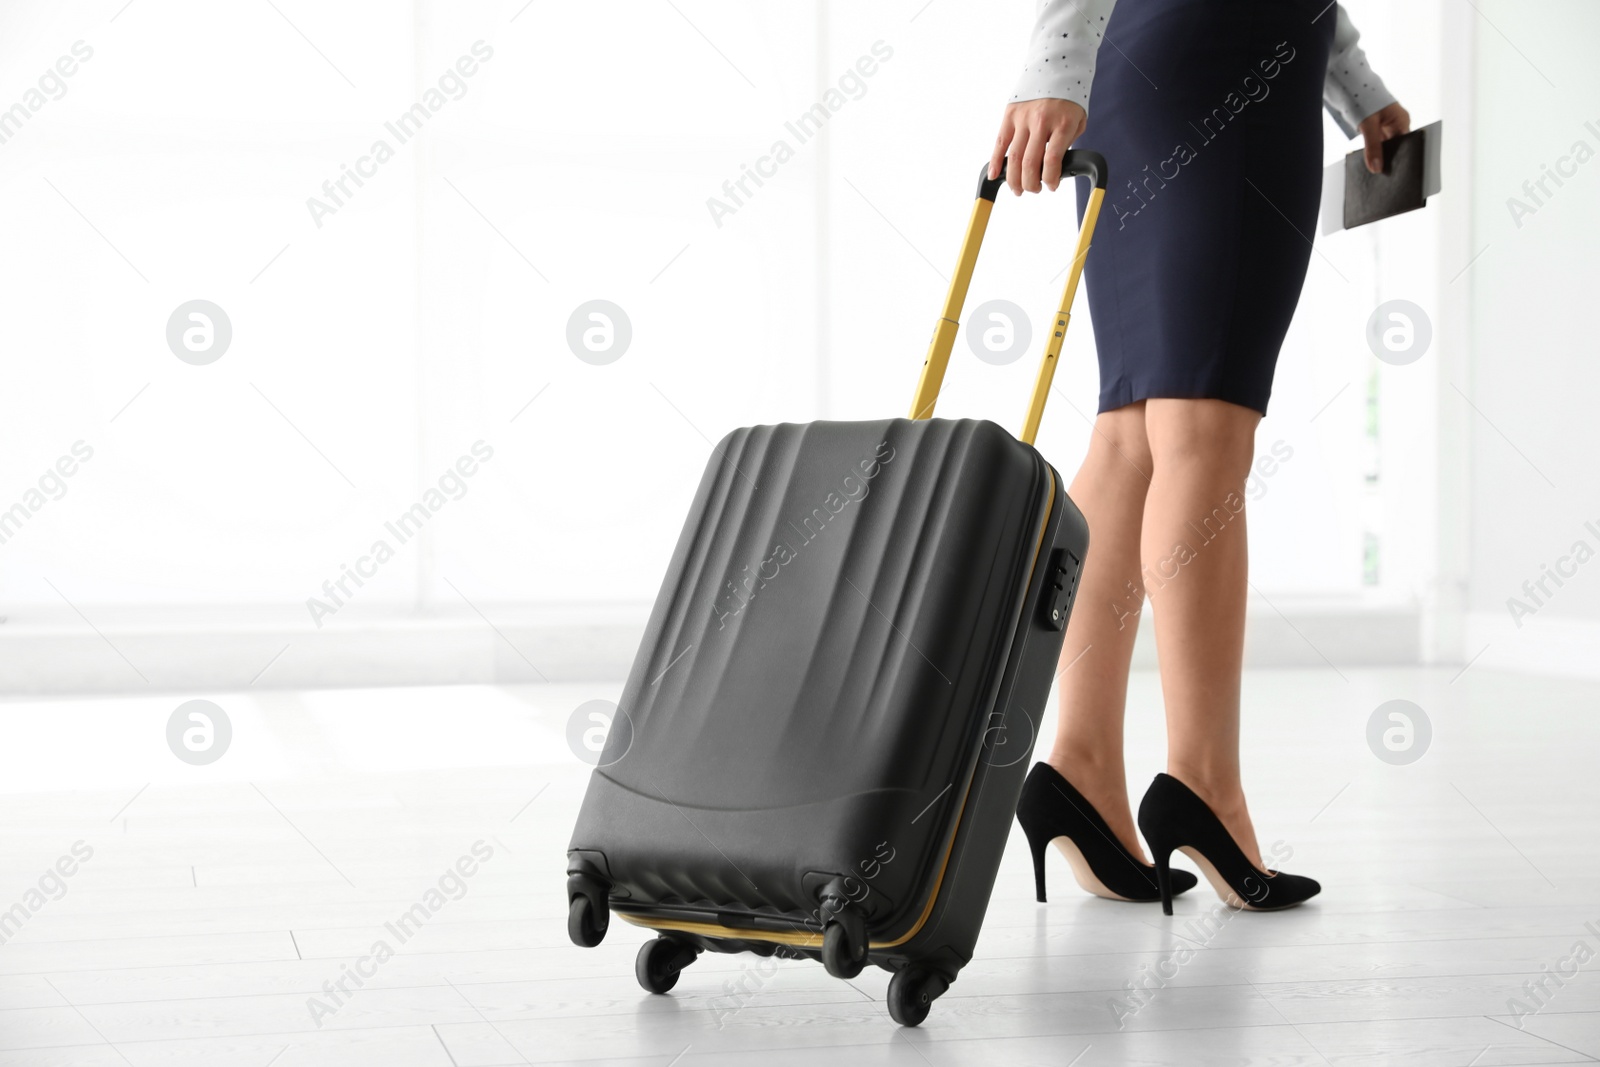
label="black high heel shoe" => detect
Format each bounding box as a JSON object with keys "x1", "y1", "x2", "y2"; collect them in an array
[
  {"x1": 1017, "y1": 762, "x2": 1198, "y2": 903},
  {"x1": 1137, "y1": 773, "x2": 1321, "y2": 915}
]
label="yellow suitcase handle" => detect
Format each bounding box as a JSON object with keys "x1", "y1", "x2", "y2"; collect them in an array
[{"x1": 908, "y1": 152, "x2": 1108, "y2": 446}]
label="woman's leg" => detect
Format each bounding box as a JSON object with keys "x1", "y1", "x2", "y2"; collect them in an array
[
  {"x1": 1140, "y1": 398, "x2": 1263, "y2": 865},
  {"x1": 1048, "y1": 400, "x2": 1153, "y2": 860}
]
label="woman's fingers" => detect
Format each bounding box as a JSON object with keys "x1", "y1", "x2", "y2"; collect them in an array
[
  {"x1": 1041, "y1": 111, "x2": 1085, "y2": 190},
  {"x1": 1041, "y1": 121, "x2": 1069, "y2": 191},
  {"x1": 989, "y1": 112, "x2": 1015, "y2": 181},
  {"x1": 993, "y1": 99, "x2": 1088, "y2": 193},
  {"x1": 1005, "y1": 124, "x2": 1032, "y2": 196},
  {"x1": 1020, "y1": 116, "x2": 1049, "y2": 193},
  {"x1": 1360, "y1": 102, "x2": 1411, "y2": 174},
  {"x1": 1362, "y1": 127, "x2": 1385, "y2": 174}
]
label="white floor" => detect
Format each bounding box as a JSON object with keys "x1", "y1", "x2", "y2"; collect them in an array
[{"x1": 0, "y1": 667, "x2": 1597, "y2": 1066}]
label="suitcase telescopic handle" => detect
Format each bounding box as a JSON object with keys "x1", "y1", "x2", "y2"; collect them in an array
[{"x1": 907, "y1": 150, "x2": 1109, "y2": 446}]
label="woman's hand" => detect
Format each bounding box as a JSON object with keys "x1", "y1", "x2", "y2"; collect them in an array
[
  {"x1": 1357, "y1": 101, "x2": 1411, "y2": 174},
  {"x1": 989, "y1": 98, "x2": 1088, "y2": 196}
]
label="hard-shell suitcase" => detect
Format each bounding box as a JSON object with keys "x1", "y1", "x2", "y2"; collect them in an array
[{"x1": 567, "y1": 152, "x2": 1109, "y2": 1026}]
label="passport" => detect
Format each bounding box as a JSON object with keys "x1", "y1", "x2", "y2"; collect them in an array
[{"x1": 1320, "y1": 121, "x2": 1441, "y2": 234}]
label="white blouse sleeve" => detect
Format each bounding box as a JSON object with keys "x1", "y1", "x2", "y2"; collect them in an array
[
  {"x1": 1012, "y1": 1, "x2": 1397, "y2": 139},
  {"x1": 1010, "y1": 0, "x2": 1120, "y2": 111},
  {"x1": 1323, "y1": 5, "x2": 1398, "y2": 137}
]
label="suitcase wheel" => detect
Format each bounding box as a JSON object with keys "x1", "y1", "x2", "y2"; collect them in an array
[
  {"x1": 887, "y1": 967, "x2": 949, "y2": 1027},
  {"x1": 567, "y1": 894, "x2": 607, "y2": 948},
  {"x1": 635, "y1": 936, "x2": 700, "y2": 994},
  {"x1": 821, "y1": 922, "x2": 866, "y2": 980}
]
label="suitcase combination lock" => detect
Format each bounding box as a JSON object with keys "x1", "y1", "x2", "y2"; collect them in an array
[{"x1": 1040, "y1": 548, "x2": 1080, "y2": 631}]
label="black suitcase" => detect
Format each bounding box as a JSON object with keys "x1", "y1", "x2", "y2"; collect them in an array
[{"x1": 567, "y1": 153, "x2": 1108, "y2": 1026}]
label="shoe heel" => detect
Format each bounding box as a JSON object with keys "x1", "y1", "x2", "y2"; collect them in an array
[
  {"x1": 1025, "y1": 827, "x2": 1049, "y2": 903},
  {"x1": 1021, "y1": 762, "x2": 1189, "y2": 905},
  {"x1": 1139, "y1": 772, "x2": 1322, "y2": 913},
  {"x1": 1152, "y1": 849, "x2": 1174, "y2": 916}
]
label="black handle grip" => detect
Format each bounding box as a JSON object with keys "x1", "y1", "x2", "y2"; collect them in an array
[{"x1": 977, "y1": 150, "x2": 1108, "y2": 200}]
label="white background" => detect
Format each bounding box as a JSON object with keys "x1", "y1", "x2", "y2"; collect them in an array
[{"x1": 0, "y1": 0, "x2": 1593, "y2": 687}]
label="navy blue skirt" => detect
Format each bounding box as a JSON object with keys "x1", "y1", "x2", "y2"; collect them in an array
[{"x1": 1073, "y1": 0, "x2": 1335, "y2": 415}]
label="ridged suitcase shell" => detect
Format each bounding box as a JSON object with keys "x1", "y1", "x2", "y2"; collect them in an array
[{"x1": 569, "y1": 416, "x2": 1085, "y2": 965}]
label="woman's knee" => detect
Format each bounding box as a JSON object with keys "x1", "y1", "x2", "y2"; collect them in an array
[
  {"x1": 1087, "y1": 401, "x2": 1153, "y2": 477},
  {"x1": 1145, "y1": 398, "x2": 1258, "y2": 479}
]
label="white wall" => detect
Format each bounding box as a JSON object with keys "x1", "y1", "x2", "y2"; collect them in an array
[
  {"x1": 1460, "y1": 0, "x2": 1600, "y2": 676},
  {"x1": 9, "y1": 0, "x2": 1571, "y2": 689},
  {"x1": 0, "y1": 1, "x2": 820, "y2": 622}
]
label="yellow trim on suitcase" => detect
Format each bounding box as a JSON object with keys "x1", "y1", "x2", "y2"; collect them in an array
[{"x1": 617, "y1": 469, "x2": 1057, "y2": 952}]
